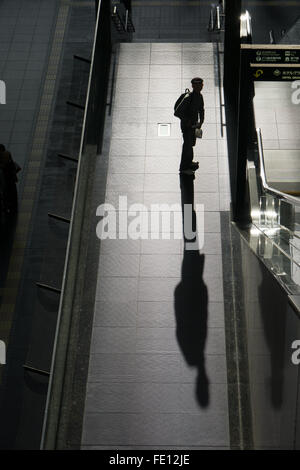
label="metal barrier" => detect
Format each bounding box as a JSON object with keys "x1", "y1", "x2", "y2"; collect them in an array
[{"x1": 208, "y1": 2, "x2": 225, "y2": 33}]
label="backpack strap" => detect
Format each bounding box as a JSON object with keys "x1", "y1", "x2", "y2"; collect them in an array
[{"x1": 174, "y1": 88, "x2": 191, "y2": 114}]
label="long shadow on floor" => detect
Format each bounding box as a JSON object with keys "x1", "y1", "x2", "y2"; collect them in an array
[{"x1": 174, "y1": 174, "x2": 209, "y2": 407}]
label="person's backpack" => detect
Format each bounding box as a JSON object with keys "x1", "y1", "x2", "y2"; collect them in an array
[{"x1": 174, "y1": 88, "x2": 191, "y2": 119}]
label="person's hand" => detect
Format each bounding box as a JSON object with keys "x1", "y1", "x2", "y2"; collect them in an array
[{"x1": 191, "y1": 122, "x2": 201, "y2": 129}]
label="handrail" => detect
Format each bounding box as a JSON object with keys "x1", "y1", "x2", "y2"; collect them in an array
[
  {"x1": 207, "y1": 6, "x2": 215, "y2": 32},
  {"x1": 256, "y1": 127, "x2": 300, "y2": 207},
  {"x1": 216, "y1": 41, "x2": 225, "y2": 137},
  {"x1": 240, "y1": 10, "x2": 252, "y2": 43},
  {"x1": 216, "y1": 5, "x2": 221, "y2": 30}
]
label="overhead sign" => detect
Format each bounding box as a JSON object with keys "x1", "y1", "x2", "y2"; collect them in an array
[
  {"x1": 253, "y1": 49, "x2": 300, "y2": 64},
  {"x1": 251, "y1": 65, "x2": 300, "y2": 81},
  {"x1": 241, "y1": 44, "x2": 300, "y2": 65}
]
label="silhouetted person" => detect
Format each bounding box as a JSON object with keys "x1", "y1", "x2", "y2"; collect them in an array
[
  {"x1": 174, "y1": 174, "x2": 209, "y2": 407},
  {"x1": 0, "y1": 144, "x2": 19, "y2": 214},
  {"x1": 176, "y1": 77, "x2": 205, "y2": 175}
]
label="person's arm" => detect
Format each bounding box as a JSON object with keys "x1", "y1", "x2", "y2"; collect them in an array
[{"x1": 198, "y1": 94, "x2": 205, "y2": 127}]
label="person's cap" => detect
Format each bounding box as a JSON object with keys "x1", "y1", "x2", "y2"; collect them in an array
[{"x1": 191, "y1": 77, "x2": 203, "y2": 84}]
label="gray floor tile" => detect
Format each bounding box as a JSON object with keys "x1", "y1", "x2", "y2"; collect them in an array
[
  {"x1": 146, "y1": 138, "x2": 182, "y2": 156},
  {"x1": 96, "y1": 277, "x2": 139, "y2": 302},
  {"x1": 140, "y1": 254, "x2": 182, "y2": 278},
  {"x1": 136, "y1": 327, "x2": 179, "y2": 354},
  {"x1": 91, "y1": 327, "x2": 137, "y2": 354},
  {"x1": 182, "y1": 51, "x2": 214, "y2": 65},
  {"x1": 98, "y1": 254, "x2": 140, "y2": 277},
  {"x1": 138, "y1": 277, "x2": 180, "y2": 302},
  {"x1": 82, "y1": 412, "x2": 181, "y2": 446},
  {"x1": 137, "y1": 301, "x2": 176, "y2": 328},
  {"x1": 104, "y1": 192, "x2": 145, "y2": 208},
  {"x1": 194, "y1": 139, "x2": 218, "y2": 157},
  {"x1": 86, "y1": 382, "x2": 182, "y2": 414},
  {"x1": 112, "y1": 121, "x2": 147, "y2": 139},
  {"x1": 106, "y1": 173, "x2": 144, "y2": 192},
  {"x1": 147, "y1": 92, "x2": 179, "y2": 108},
  {"x1": 88, "y1": 353, "x2": 138, "y2": 382},
  {"x1": 149, "y1": 64, "x2": 181, "y2": 79},
  {"x1": 116, "y1": 78, "x2": 150, "y2": 93},
  {"x1": 118, "y1": 50, "x2": 150, "y2": 65},
  {"x1": 182, "y1": 64, "x2": 214, "y2": 79},
  {"x1": 110, "y1": 138, "x2": 146, "y2": 156},
  {"x1": 150, "y1": 50, "x2": 181, "y2": 65},
  {"x1": 140, "y1": 238, "x2": 182, "y2": 254},
  {"x1": 179, "y1": 413, "x2": 229, "y2": 446},
  {"x1": 84, "y1": 41, "x2": 230, "y2": 449},
  {"x1": 114, "y1": 92, "x2": 148, "y2": 108},
  {"x1": 117, "y1": 64, "x2": 150, "y2": 79},
  {"x1": 100, "y1": 238, "x2": 141, "y2": 255},
  {"x1": 93, "y1": 301, "x2": 138, "y2": 327},
  {"x1": 202, "y1": 233, "x2": 222, "y2": 254},
  {"x1": 112, "y1": 107, "x2": 148, "y2": 124},
  {"x1": 147, "y1": 107, "x2": 177, "y2": 123}
]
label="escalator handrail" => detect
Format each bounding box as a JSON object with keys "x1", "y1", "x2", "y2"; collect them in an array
[{"x1": 256, "y1": 127, "x2": 300, "y2": 207}]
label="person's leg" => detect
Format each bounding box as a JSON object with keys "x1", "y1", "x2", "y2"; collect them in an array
[
  {"x1": 192, "y1": 129, "x2": 196, "y2": 147},
  {"x1": 180, "y1": 128, "x2": 194, "y2": 171},
  {"x1": 6, "y1": 182, "x2": 18, "y2": 213}
]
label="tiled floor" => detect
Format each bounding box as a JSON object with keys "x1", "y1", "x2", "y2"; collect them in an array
[{"x1": 81, "y1": 43, "x2": 231, "y2": 449}]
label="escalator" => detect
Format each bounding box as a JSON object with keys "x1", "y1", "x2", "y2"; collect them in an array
[
  {"x1": 247, "y1": 127, "x2": 300, "y2": 296},
  {"x1": 233, "y1": 127, "x2": 300, "y2": 449}
]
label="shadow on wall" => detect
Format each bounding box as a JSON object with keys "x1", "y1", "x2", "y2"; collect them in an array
[{"x1": 174, "y1": 174, "x2": 210, "y2": 408}]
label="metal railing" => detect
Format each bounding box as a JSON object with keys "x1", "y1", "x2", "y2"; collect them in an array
[
  {"x1": 40, "y1": 0, "x2": 111, "y2": 449},
  {"x1": 208, "y1": 2, "x2": 225, "y2": 33},
  {"x1": 256, "y1": 127, "x2": 300, "y2": 207}
]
